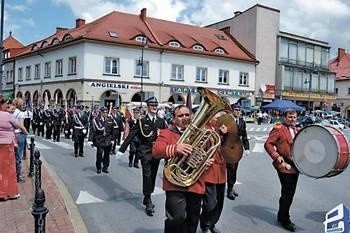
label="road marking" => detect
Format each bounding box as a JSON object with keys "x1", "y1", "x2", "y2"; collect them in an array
[
  {"x1": 76, "y1": 191, "x2": 104, "y2": 204},
  {"x1": 55, "y1": 141, "x2": 73, "y2": 149},
  {"x1": 253, "y1": 135, "x2": 268, "y2": 141},
  {"x1": 252, "y1": 142, "x2": 266, "y2": 153},
  {"x1": 32, "y1": 141, "x2": 52, "y2": 150}
]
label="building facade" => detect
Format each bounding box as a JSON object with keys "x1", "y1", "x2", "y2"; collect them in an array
[
  {"x1": 2, "y1": 9, "x2": 257, "y2": 108},
  {"x1": 207, "y1": 4, "x2": 335, "y2": 111},
  {"x1": 329, "y1": 48, "x2": 350, "y2": 118}
]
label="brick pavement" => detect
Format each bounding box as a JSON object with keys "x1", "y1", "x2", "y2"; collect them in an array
[{"x1": 0, "y1": 156, "x2": 83, "y2": 233}]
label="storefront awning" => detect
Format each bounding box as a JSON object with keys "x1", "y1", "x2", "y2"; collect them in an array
[{"x1": 1, "y1": 91, "x2": 14, "y2": 100}]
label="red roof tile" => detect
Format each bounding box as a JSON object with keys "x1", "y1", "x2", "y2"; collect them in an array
[{"x1": 11, "y1": 9, "x2": 257, "y2": 63}]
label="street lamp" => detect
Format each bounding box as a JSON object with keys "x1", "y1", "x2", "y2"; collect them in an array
[
  {"x1": 304, "y1": 72, "x2": 312, "y2": 113},
  {"x1": 137, "y1": 37, "x2": 148, "y2": 106},
  {"x1": 0, "y1": 0, "x2": 5, "y2": 95}
]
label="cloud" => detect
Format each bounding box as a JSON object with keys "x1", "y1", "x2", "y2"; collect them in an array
[{"x1": 8, "y1": 4, "x2": 27, "y2": 12}]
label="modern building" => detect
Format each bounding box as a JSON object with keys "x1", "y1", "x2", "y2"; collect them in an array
[
  {"x1": 207, "y1": 4, "x2": 336, "y2": 111},
  {"x1": 329, "y1": 48, "x2": 350, "y2": 118},
  {"x1": 1, "y1": 8, "x2": 257, "y2": 108}
]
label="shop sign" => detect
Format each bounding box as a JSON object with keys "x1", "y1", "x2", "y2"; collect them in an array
[
  {"x1": 89, "y1": 82, "x2": 140, "y2": 90},
  {"x1": 217, "y1": 89, "x2": 251, "y2": 97},
  {"x1": 282, "y1": 91, "x2": 336, "y2": 100},
  {"x1": 170, "y1": 87, "x2": 198, "y2": 94}
]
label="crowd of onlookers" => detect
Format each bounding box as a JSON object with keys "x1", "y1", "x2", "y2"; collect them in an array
[{"x1": 0, "y1": 95, "x2": 29, "y2": 202}]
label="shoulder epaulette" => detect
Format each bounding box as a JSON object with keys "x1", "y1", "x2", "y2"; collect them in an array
[{"x1": 273, "y1": 122, "x2": 282, "y2": 129}]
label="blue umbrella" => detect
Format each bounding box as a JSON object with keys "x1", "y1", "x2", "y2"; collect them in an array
[{"x1": 262, "y1": 99, "x2": 305, "y2": 111}]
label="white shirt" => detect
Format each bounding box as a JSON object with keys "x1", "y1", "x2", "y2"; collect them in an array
[{"x1": 13, "y1": 109, "x2": 25, "y2": 133}]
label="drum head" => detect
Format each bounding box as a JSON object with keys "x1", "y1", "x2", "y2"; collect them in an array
[{"x1": 292, "y1": 125, "x2": 338, "y2": 178}]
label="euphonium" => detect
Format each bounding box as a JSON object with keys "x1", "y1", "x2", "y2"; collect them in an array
[{"x1": 164, "y1": 87, "x2": 233, "y2": 187}]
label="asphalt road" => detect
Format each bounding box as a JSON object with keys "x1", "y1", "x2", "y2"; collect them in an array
[{"x1": 32, "y1": 125, "x2": 350, "y2": 233}]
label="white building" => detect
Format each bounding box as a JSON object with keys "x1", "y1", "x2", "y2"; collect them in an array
[{"x1": 2, "y1": 9, "x2": 257, "y2": 108}]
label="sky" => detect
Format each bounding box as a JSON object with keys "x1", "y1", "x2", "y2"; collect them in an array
[{"x1": 2, "y1": 0, "x2": 350, "y2": 58}]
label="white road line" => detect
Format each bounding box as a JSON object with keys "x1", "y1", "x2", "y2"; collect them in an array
[
  {"x1": 76, "y1": 191, "x2": 104, "y2": 204},
  {"x1": 54, "y1": 141, "x2": 73, "y2": 149},
  {"x1": 252, "y1": 142, "x2": 266, "y2": 153},
  {"x1": 33, "y1": 141, "x2": 52, "y2": 150}
]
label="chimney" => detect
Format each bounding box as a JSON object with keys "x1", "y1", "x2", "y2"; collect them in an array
[
  {"x1": 221, "y1": 27, "x2": 231, "y2": 36},
  {"x1": 76, "y1": 18, "x2": 86, "y2": 28},
  {"x1": 234, "y1": 11, "x2": 242, "y2": 16},
  {"x1": 338, "y1": 48, "x2": 345, "y2": 61},
  {"x1": 140, "y1": 8, "x2": 147, "y2": 20}
]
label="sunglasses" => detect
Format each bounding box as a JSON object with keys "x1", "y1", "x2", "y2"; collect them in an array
[
  {"x1": 176, "y1": 113, "x2": 190, "y2": 118},
  {"x1": 233, "y1": 108, "x2": 241, "y2": 111}
]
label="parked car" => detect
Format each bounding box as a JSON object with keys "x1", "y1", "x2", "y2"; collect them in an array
[{"x1": 329, "y1": 120, "x2": 345, "y2": 130}]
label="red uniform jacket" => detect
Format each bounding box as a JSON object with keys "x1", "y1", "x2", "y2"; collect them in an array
[
  {"x1": 152, "y1": 127, "x2": 206, "y2": 195},
  {"x1": 264, "y1": 123, "x2": 298, "y2": 174}
]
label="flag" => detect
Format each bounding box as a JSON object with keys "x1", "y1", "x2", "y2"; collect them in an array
[{"x1": 186, "y1": 88, "x2": 192, "y2": 114}]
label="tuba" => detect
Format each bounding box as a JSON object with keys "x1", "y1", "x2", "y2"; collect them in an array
[{"x1": 164, "y1": 87, "x2": 233, "y2": 187}]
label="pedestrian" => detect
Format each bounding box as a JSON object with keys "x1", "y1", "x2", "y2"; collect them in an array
[
  {"x1": 92, "y1": 106, "x2": 115, "y2": 174},
  {"x1": 200, "y1": 111, "x2": 229, "y2": 233},
  {"x1": 110, "y1": 106, "x2": 124, "y2": 155},
  {"x1": 264, "y1": 108, "x2": 299, "y2": 232},
  {"x1": 118, "y1": 96, "x2": 167, "y2": 216},
  {"x1": 72, "y1": 105, "x2": 89, "y2": 157},
  {"x1": 52, "y1": 106, "x2": 64, "y2": 142},
  {"x1": 152, "y1": 105, "x2": 209, "y2": 233},
  {"x1": 0, "y1": 95, "x2": 27, "y2": 201},
  {"x1": 226, "y1": 104, "x2": 250, "y2": 200},
  {"x1": 12, "y1": 98, "x2": 29, "y2": 183}
]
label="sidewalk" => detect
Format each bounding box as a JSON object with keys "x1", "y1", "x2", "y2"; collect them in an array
[{"x1": 0, "y1": 154, "x2": 87, "y2": 233}]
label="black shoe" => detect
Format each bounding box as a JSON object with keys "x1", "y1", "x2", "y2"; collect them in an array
[
  {"x1": 111, "y1": 151, "x2": 116, "y2": 155},
  {"x1": 227, "y1": 191, "x2": 235, "y2": 200},
  {"x1": 97, "y1": 169, "x2": 101, "y2": 174},
  {"x1": 102, "y1": 168, "x2": 109, "y2": 173},
  {"x1": 209, "y1": 226, "x2": 221, "y2": 233},
  {"x1": 128, "y1": 162, "x2": 133, "y2": 167},
  {"x1": 232, "y1": 189, "x2": 239, "y2": 197},
  {"x1": 143, "y1": 197, "x2": 155, "y2": 208},
  {"x1": 133, "y1": 164, "x2": 139, "y2": 168},
  {"x1": 278, "y1": 219, "x2": 296, "y2": 232},
  {"x1": 74, "y1": 154, "x2": 78, "y2": 157},
  {"x1": 79, "y1": 154, "x2": 84, "y2": 157},
  {"x1": 145, "y1": 202, "x2": 154, "y2": 216}
]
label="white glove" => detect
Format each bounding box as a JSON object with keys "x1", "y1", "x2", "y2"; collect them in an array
[{"x1": 244, "y1": 150, "x2": 250, "y2": 156}]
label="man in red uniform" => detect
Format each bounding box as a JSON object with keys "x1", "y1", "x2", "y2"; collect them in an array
[
  {"x1": 264, "y1": 108, "x2": 299, "y2": 232},
  {"x1": 152, "y1": 105, "x2": 213, "y2": 233},
  {"x1": 200, "y1": 112, "x2": 228, "y2": 233}
]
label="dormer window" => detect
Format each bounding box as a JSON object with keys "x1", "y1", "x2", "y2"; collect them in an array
[
  {"x1": 52, "y1": 38, "x2": 60, "y2": 45},
  {"x1": 41, "y1": 41, "x2": 49, "y2": 48},
  {"x1": 214, "y1": 48, "x2": 225, "y2": 54},
  {"x1": 169, "y1": 41, "x2": 180, "y2": 47},
  {"x1": 135, "y1": 35, "x2": 147, "y2": 43},
  {"x1": 193, "y1": 44, "x2": 204, "y2": 51},
  {"x1": 31, "y1": 44, "x2": 38, "y2": 51},
  {"x1": 109, "y1": 31, "x2": 118, "y2": 38},
  {"x1": 63, "y1": 34, "x2": 73, "y2": 41}
]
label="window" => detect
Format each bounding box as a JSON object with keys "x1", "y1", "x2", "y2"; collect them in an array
[
  {"x1": 109, "y1": 32, "x2": 118, "y2": 38},
  {"x1": 104, "y1": 57, "x2": 119, "y2": 75},
  {"x1": 218, "y1": 69, "x2": 229, "y2": 84},
  {"x1": 297, "y1": 42, "x2": 306, "y2": 66},
  {"x1": 335, "y1": 88, "x2": 338, "y2": 95},
  {"x1": 239, "y1": 72, "x2": 249, "y2": 86},
  {"x1": 193, "y1": 45, "x2": 204, "y2": 51},
  {"x1": 44, "y1": 62, "x2": 51, "y2": 78},
  {"x1": 18, "y1": 67, "x2": 23, "y2": 82},
  {"x1": 196, "y1": 67, "x2": 207, "y2": 82},
  {"x1": 215, "y1": 48, "x2": 225, "y2": 54},
  {"x1": 68, "y1": 57, "x2": 77, "y2": 74},
  {"x1": 34, "y1": 64, "x2": 41, "y2": 80},
  {"x1": 306, "y1": 46, "x2": 314, "y2": 66},
  {"x1": 279, "y1": 38, "x2": 288, "y2": 61},
  {"x1": 63, "y1": 34, "x2": 72, "y2": 41},
  {"x1": 135, "y1": 36, "x2": 147, "y2": 43},
  {"x1": 41, "y1": 41, "x2": 49, "y2": 48},
  {"x1": 52, "y1": 38, "x2": 60, "y2": 45},
  {"x1": 169, "y1": 41, "x2": 180, "y2": 47},
  {"x1": 135, "y1": 60, "x2": 149, "y2": 77},
  {"x1": 288, "y1": 42, "x2": 297, "y2": 64},
  {"x1": 25, "y1": 66, "x2": 31, "y2": 80},
  {"x1": 283, "y1": 67, "x2": 293, "y2": 90},
  {"x1": 171, "y1": 64, "x2": 184, "y2": 80},
  {"x1": 348, "y1": 88, "x2": 350, "y2": 95},
  {"x1": 55, "y1": 59, "x2": 63, "y2": 76}
]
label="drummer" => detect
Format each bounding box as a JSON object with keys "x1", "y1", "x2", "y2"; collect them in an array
[{"x1": 264, "y1": 108, "x2": 299, "y2": 232}]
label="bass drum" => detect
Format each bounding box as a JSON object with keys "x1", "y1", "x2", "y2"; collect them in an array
[{"x1": 292, "y1": 125, "x2": 350, "y2": 178}]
